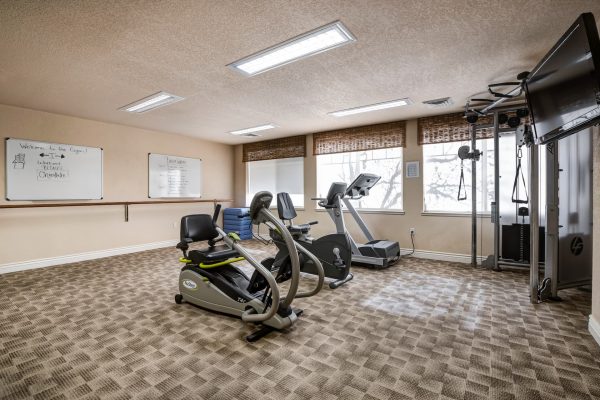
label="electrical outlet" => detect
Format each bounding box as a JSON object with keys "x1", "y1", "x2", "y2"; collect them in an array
[
  {"x1": 172, "y1": 221, "x2": 177, "y2": 229},
  {"x1": 410, "y1": 228, "x2": 415, "y2": 235}
]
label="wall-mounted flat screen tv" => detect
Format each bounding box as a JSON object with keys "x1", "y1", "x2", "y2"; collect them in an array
[{"x1": 524, "y1": 13, "x2": 600, "y2": 144}]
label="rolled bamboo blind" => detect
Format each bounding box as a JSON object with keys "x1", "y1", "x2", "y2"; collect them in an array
[
  {"x1": 417, "y1": 113, "x2": 494, "y2": 145},
  {"x1": 313, "y1": 121, "x2": 406, "y2": 155},
  {"x1": 242, "y1": 135, "x2": 306, "y2": 162}
]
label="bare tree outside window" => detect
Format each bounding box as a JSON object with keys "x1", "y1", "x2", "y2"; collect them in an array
[
  {"x1": 316, "y1": 148, "x2": 403, "y2": 210},
  {"x1": 422, "y1": 139, "x2": 496, "y2": 213}
]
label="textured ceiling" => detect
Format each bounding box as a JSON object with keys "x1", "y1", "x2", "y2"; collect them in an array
[{"x1": 1, "y1": 0, "x2": 599, "y2": 144}]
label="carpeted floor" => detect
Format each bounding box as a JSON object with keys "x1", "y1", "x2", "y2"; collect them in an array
[{"x1": 1, "y1": 241, "x2": 599, "y2": 400}]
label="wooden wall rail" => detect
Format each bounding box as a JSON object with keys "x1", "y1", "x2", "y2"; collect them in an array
[{"x1": 0, "y1": 199, "x2": 234, "y2": 222}]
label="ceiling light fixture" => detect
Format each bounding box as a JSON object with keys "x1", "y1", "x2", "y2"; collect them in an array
[
  {"x1": 228, "y1": 21, "x2": 356, "y2": 76},
  {"x1": 329, "y1": 98, "x2": 412, "y2": 117},
  {"x1": 229, "y1": 124, "x2": 276, "y2": 135},
  {"x1": 120, "y1": 91, "x2": 184, "y2": 113}
]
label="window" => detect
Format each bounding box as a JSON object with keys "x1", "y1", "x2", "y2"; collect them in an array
[
  {"x1": 316, "y1": 147, "x2": 403, "y2": 210},
  {"x1": 423, "y1": 139, "x2": 495, "y2": 213},
  {"x1": 246, "y1": 157, "x2": 304, "y2": 207}
]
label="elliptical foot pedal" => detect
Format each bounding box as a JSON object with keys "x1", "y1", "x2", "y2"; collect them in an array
[
  {"x1": 293, "y1": 308, "x2": 303, "y2": 317},
  {"x1": 246, "y1": 325, "x2": 275, "y2": 342}
]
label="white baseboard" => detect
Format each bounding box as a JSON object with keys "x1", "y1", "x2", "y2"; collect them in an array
[
  {"x1": 0, "y1": 240, "x2": 178, "y2": 275},
  {"x1": 1, "y1": 243, "x2": 484, "y2": 275},
  {"x1": 401, "y1": 248, "x2": 485, "y2": 264},
  {"x1": 590, "y1": 315, "x2": 600, "y2": 348}
]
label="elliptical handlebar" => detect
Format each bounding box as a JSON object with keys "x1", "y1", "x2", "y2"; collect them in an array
[
  {"x1": 212, "y1": 204, "x2": 222, "y2": 224},
  {"x1": 255, "y1": 206, "x2": 303, "y2": 309},
  {"x1": 216, "y1": 225, "x2": 281, "y2": 323},
  {"x1": 292, "y1": 241, "x2": 324, "y2": 298},
  {"x1": 214, "y1": 191, "x2": 323, "y2": 322},
  {"x1": 251, "y1": 191, "x2": 324, "y2": 304}
]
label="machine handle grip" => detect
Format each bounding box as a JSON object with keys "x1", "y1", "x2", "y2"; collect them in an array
[
  {"x1": 258, "y1": 208, "x2": 302, "y2": 309},
  {"x1": 292, "y1": 241, "x2": 324, "y2": 298},
  {"x1": 215, "y1": 226, "x2": 281, "y2": 323},
  {"x1": 212, "y1": 204, "x2": 222, "y2": 224}
]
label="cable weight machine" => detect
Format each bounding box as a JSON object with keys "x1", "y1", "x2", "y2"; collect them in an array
[
  {"x1": 459, "y1": 76, "x2": 550, "y2": 303},
  {"x1": 461, "y1": 75, "x2": 593, "y2": 303}
]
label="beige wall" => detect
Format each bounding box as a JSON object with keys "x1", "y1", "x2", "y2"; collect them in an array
[
  {"x1": 0, "y1": 104, "x2": 234, "y2": 267},
  {"x1": 235, "y1": 119, "x2": 494, "y2": 259},
  {"x1": 233, "y1": 145, "x2": 246, "y2": 207},
  {"x1": 593, "y1": 126, "x2": 600, "y2": 325}
]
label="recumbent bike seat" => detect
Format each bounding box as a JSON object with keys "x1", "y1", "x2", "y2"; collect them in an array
[{"x1": 176, "y1": 214, "x2": 239, "y2": 264}]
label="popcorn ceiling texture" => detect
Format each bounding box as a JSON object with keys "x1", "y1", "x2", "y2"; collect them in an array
[{"x1": 0, "y1": 1, "x2": 599, "y2": 145}]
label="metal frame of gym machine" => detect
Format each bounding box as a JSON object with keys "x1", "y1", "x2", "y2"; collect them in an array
[
  {"x1": 465, "y1": 84, "x2": 548, "y2": 303},
  {"x1": 479, "y1": 101, "x2": 537, "y2": 272},
  {"x1": 461, "y1": 97, "x2": 532, "y2": 269},
  {"x1": 468, "y1": 87, "x2": 595, "y2": 304}
]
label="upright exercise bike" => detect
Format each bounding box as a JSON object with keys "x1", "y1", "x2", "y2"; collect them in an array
[
  {"x1": 269, "y1": 188, "x2": 353, "y2": 289},
  {"x1": 174, "y1": 191, "x2": 324, "y2": 342}
]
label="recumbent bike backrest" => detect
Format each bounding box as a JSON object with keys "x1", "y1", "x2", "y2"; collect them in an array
[
  {"x1": 180, "y1": 214, "x2": 219, "y2": 243},
  {"x1": 277, "y1": 192, "x2": 297, "y2": 221}
]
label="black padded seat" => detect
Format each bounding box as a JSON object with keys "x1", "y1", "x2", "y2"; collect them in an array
[
  {"x1": 287, "y1": 224, "x2": 312, "y2": 234},
  {"x1": 177, "y1": 214, "x2": 240, "y2": 265},
  {"x1": 277, "y1": 192, "x2": 318, "y2": 235},
  {"x1": 188, "y1": 244, "x2": 240, "y2": 264}
]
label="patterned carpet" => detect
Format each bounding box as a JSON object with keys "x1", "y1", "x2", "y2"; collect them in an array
[{"x1": 0, "y1": 240, "x2": 599, "y2": 400}]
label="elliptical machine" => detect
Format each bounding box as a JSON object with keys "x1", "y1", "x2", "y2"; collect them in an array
[
  {"x1": 174, "y1": 191, "x2": 324, "y2": 342},
  {"x1": 318, "y1": 174, "x2": 401, "y2": 268},
  {"x1": 269, "y1": 188, "x2": 353, "y2": 289}
]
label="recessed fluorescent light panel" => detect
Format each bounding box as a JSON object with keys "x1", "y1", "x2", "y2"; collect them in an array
[
  {"x1": 228, "y1": 21, "x2": 356, "y2": 76},
  {"x1": 229, "y1": 124, "x2": 276, "y2": 135},
  {"x1": 329, "y1": 98, "x2": 412, "y2": 117},
  {"x1": 120, "y1": 91, "x2": 184, "y2": 113}
]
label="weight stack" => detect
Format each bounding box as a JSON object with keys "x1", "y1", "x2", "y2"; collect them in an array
[
  {"x1": 501, "y1": 223, "x2": 545, "y2": 262},
  {"x1": 223, "y1": 207, "x2": 252, "y2": 240}
]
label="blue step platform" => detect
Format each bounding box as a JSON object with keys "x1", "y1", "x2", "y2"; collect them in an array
[{"x1": 223, "y1": 208, "x2": 252, "y2": 240}]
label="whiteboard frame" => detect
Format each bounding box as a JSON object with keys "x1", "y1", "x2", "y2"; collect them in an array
[
  {"x1": 5, "y1": 137, "x2": 103, "y2": 201},
  {"x1": 148, "y1": 153, "x2": 202, "y2": 199}
]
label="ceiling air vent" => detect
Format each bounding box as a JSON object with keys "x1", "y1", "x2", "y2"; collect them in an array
[
  {"x1": 422, "y1": 97, "x2": 453, "y2": 108},
  {"x1": 241, "y1": 133, "x2": 261, "y2": 137}
]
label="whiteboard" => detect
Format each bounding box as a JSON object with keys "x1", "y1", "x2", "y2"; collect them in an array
[
  {"x1": 148, "y1": 153, "x2": 201, "y2": 198},
  {"x1": 5, "y1": 138, "x2": 103, "y2": 200}
]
